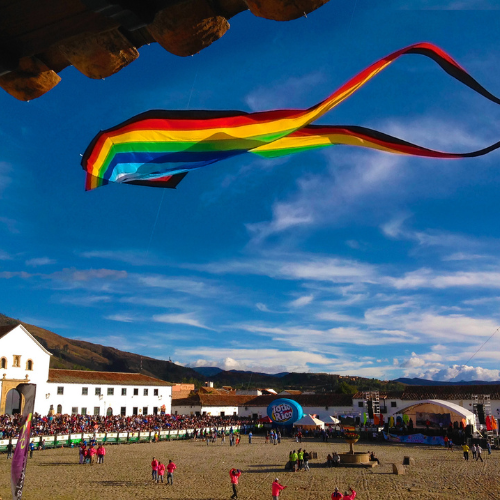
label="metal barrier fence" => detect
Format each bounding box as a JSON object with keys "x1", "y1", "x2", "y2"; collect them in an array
[{"x1": 0, "y1": 425, "x2": 260, "y2": 452}]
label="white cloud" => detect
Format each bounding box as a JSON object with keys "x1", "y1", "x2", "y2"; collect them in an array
[
  {"x1": 80, "y1": 250, "x2": 161, "y2": 267},
  {"x1": 137, "y1": 275, "x2": 225, "y2": 298},
  {"x1": 182, "y1": 347, "x2": 332, "y2": 374},
  {"x1": 25, "y1": 257, "x2": 55, "y2": 267},
  {"x1": 105, "y1": 314, "x2": 135, "y2": 323},
  {"x1": 244, "y1": 72, "x2": 325, "y2": 111},
  {"x1": 246, "y1": 150, "x2": 404, "y2": 243},
  {"x1": 0, "y1": 250, "x2": 11, "y2": 260},
  {"x1": 419, "y1": 364, "x2": 500, "y2": 382},
  {"x1": 193, "y1": 254, "x2": 378, "y2": 284},
  {"x1": 288, "y1": 295, "x2": 314, "y2": 308},
  {"x1": 388, "y1": 269, "x2": 500, "y2": 289},
  {"x1": 153, "y1": 313, "x2": 214, "y2": 330}
]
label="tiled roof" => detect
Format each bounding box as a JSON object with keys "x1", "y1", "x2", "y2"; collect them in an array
[
  {"x1": 199, "y1": 395, "x2": 257, "y2": 406},
  {"x1": 401, "y1": 385, "x2": 500, "y2": 400},
  {"x1": 48, "y1": 369, "x2": 173, "y2": 386},
  {"x1": 171, "y1": 396, "x2": 201, "y2": 406},
  {"x1": 241, "y1": 394, "x2": 354, "y2": 408},
  {"x1": 352, "y1": 391, "x2": 404, "y2": 400}
]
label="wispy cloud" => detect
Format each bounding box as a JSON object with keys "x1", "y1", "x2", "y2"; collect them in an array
[
  {"x1": 80, "y1": 250, "x2": 163, "y2": 267},
  {"x1": 153, "y1": 313, "x2": 214, "y2": 330},
  {"x1": 105, "y1": 313, "x2": 136, "y2": 323},
  {"x1": 244, "y1": 72, "x2": 325, "y2": 111},
  {"x1": 137, "y1": 275, "x2": 226, "y2": 298},
  {"x1": 288, "y1": 295, "x2": 314, "y2": 308},
  {"x1": 25, "y1": 257, "x2": 55, "y2": 267},
  {"x1": 0, "y1": 250, "x2": 12, "y2": 260},
  {"x1": 182, "y1": 347, "x2": 332, "y2": 373}
]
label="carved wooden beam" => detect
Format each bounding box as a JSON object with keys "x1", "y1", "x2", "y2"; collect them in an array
[
  {"x1": 147, "y1": 0, "x2": 229, "y2": 57},
  {"x1": 245, "y1": 0, "x2": 330, "y2": 21},
  {"x1": 59, "y1": 29, "x2": 139, "y2": 79},
  {"x1": 0, "y1": 56, "x2": 61, "y2": 101}
]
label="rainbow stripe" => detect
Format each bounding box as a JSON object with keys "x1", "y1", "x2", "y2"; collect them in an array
[{"x1": 82, "y1": 42, "x2": 500, "y2": 191}]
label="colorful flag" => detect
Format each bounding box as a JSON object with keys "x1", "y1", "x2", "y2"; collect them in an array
[
  {"x1": 11, "y1": 384, "x2": 36, "y2": 499},
  {"x1": 82, "y1": 42, "x2": 500, "y2": 191}
]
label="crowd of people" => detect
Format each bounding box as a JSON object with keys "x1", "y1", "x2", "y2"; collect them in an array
[
  {"x1": 0, "y1": 412, "x2": 257, "y2": 438},
  {"x1": 78, "y1": 438, "x2": 106, "y2": 465}
]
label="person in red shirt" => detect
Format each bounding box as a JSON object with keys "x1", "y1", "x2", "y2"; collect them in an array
[
  {"x1": 97, "y1": 444, "x2": 106, "y2": 464},
  {"x1": 230, "y1": 468, "x2": 241, "y2": 499},
  {"x1": 166, "y1": 459, "x2": 177, "y2": 485},
  {"x1": 151, "y1": 457, "x2": 159, "y2": 481},
  {"x1": 157, "y1": 462, "x2": 166, "y2": 483},
  {"x1": 343, "y1": 487, "x2": 356, "y2": 500},
  {"x1": 272, "y1": 478, "x2": 286, "y2": 499}
]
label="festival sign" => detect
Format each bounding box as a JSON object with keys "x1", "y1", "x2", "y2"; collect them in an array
[
  {"x1": 139, "y1": 432, "x2": 150, "y2": 442},
  {"x1": 55, "y1": 435, "x2": 70, "y2": 447},
  {"x1": 118, "y1": 432, "x2": 128, "y2": 443},
  {"x1": 0, "y1": 439, "x2": 9, "y2": 452},
  {"x1": 267, "y1": 398, "x2": 303, "y2": 426},
  {"x1": 43, "y1": 436, "x2": 55, "y2": 448},
  {"x1": 129, "y1": 432, "x2": 139, "y2": 443},
  {"x1": 105, "y1": 433, "x2": 118, "y2": 444},
  {"x1": 383, "y1": 432, "x2": 445, "y2": 446},
  {"x1": 69, "y1": 434, "x2": 83, "y2": 446}
]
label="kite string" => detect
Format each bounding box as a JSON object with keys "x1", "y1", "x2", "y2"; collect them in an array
[
  {"x1": 146, "y1": 70, "x2": 198, "y2": 253},
  {"x1": 464, "y1": 326, "x2": 500, "y2": 365},
  {"x1": 146, "y1": 190, "x2": 166, "y2": 254}
]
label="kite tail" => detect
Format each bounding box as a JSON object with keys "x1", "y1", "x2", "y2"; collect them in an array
[
  {"x1": 251, "y1": 125, "x2": 500, "y2": 159},
  {"x1": 307, "y1": 42, "x2": 500, "y2": 125}
]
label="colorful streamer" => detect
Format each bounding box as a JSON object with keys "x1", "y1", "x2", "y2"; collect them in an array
[
  {"x1": 11, "y1": 384, "x2": 36, "y2": 499},
  {"x1": 82, "y1": 42, "x2": 500, "y2": 191}
]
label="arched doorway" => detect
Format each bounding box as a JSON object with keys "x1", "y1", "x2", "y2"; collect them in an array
[
  {"x1": 5, "y1": 388, "x2": 21, "y2": 414},
  {"x1": 106, "y1": 407, "x2": 113, "y2": 416}
]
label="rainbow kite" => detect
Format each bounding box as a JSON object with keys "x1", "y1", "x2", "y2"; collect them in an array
[{"x1": 82, "y1": 42, "x2": 500, "y2": 191}]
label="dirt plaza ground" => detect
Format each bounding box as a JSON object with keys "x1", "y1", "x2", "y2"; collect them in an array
[{"x1": 1, "y1": 435, "x2": 499, "y2": 499}]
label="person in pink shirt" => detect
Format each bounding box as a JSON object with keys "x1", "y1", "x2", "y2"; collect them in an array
[
  {"x1": 97, "y1": 444, "x2": 106, "y2": 464},
  {"x1": 151, "y1": 457, "x2": 159, "y2": 481},
  {"x1": 343, "y1": 487, "x2": 356, "y2": 500},
  {"x1": 272, "y1": 478, "x2": 287, "y2": 499},
  {"x1": 230, "y1": 468, "x2": 241, "y2": 499},
  {"x1": 157, "y1": 462, "x2": 166, "y2": 483},
  {"x1": 88, "y1": 445, "x2": 97, "y2": 465},
  {"x1": 166, "y1": 459, "x2": 177, "y2": 485}
]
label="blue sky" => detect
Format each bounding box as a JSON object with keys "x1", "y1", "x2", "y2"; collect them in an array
[{"x1": 2, "y1": 1, "x2": 500, "y2": 381}]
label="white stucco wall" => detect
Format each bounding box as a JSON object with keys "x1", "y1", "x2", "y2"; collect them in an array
[
  {"x1": 0, "y1": 325, "x2": 51, "y2": 414},
  {"x1": 45, "y1": 382, "x2": 172, "y2": 416},
  {"x1": 171, "y1": 404, "x2": 238, "y2": 416}
]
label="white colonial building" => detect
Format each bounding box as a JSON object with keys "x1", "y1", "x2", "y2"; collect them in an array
[{"x1": 0, "y1": 324, "x2": 172, "y2": 416}]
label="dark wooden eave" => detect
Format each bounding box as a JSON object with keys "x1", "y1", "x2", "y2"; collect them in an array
[{"x1": 0, "y1": 0, "x2": 330, "y2": 101}]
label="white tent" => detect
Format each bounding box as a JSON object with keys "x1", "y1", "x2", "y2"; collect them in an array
[
  {"x1": 293, "y1": 414, "x2": 325, "y2": 429},
  {"x1": 390, "y1": 399, "x2": 476, "y2": 432},
  {"x1": 324, "y1": 416, "x2": 340, "y2": 425}
]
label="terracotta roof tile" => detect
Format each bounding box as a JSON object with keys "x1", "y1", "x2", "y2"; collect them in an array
[
  {"x1": 241, "y1": 394, "x2": 354, "y2": 408},
  {"x1": 400, "y1": 385, "x2": 500, "y2": 400},
  {"x1": 48, "y1": 369, "x2": 173, "y2": 386}
]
